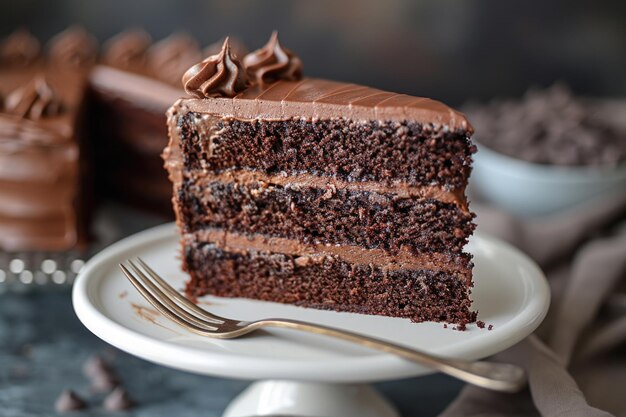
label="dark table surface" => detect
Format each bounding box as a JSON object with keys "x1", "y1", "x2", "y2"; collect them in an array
[{"x1": 0, "y1": 289, "x2": 464, "y2": 416}]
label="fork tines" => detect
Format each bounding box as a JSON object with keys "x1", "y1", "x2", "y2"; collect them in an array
[{"x1": 119, "y1": 258, "x2": 227, "y2": 333}]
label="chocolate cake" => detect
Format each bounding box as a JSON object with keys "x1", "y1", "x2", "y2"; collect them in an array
[
  {"x1": 0, "y1": 28, "x2": 249, "y2": 253},
  {"x1": 0, "y1": 28, "x2": 94, "y2": 251},
  {"x1": 164, "y1": 34, "x2": 477, "y2": 324}
]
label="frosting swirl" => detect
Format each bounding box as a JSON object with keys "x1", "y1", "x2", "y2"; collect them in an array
[
  {"x1": 47, "y1": 26, "x2": 98, "y2": 67},
  {"x1": 148, "y1": 33, "x2": 201, "y2": 85},
  {"x1": 204, "y1": 37, "x2": 248, "y2": 61},
  {"x1": 243, "y1": 31, "x2": 303, "y2": 86},
  {"x1": 103, "y1": 29, "x2": 152, "y2": 70},
  {"x1": 182, "y1": 37, "x2": 249, "y2": 98},
  {"x1": 4, "y1": 76, "x2": 64, "y2": 120},
  {"x1": 0, "y1": 29, "x2": 40, "y2": 65}
]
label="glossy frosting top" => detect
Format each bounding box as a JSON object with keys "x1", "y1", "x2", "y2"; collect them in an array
[
  {"x1": 177, "y1": 32, "x2": 471, "y2": 132},
  {"x1": 180, "y1": 77, "x2": 473, "y2": 132}
]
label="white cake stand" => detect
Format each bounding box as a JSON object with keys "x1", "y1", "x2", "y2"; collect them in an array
[{"x1": 73, "y1": 223, "x2": 549, "y2": 417}]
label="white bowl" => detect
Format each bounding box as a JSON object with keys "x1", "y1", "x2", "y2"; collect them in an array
[{"x1": 472, "y1": 144, "x2": 626, "y2": 217}]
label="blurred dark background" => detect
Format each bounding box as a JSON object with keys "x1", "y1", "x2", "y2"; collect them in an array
[{"x1": 2, "y1": 0, "x2": 625, "y2": 107}]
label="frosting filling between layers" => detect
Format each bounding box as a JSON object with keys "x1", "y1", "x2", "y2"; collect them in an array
[
  {"x1": 189, "y1": 169, "x2": 468, "y2": 210},
  {"x1": 185, "y1": 229, "x2": 471, "y2": 281}
]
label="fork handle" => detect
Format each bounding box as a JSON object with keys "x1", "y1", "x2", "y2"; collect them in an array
[{"x1": 249, "y1": 318, "x2": 526, "y2": 393}]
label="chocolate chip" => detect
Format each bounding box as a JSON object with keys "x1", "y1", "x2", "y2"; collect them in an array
[
  {"x1": 90, "y1": 373, "x2": 120, "y2": 393},
  {"x1": 82, "y1": 354, "x2": 113, "y2": 379},
  {"x1": 54, "y1": 390, "x2": 86, "y2": 413},
  {"x1": 103, "y1": 387, "x2": 135, "y2": 411}
]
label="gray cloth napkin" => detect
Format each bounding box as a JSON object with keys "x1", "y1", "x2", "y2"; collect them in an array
[{"x1": 440, "y1": 193, "x2": 626, "y2": 417}]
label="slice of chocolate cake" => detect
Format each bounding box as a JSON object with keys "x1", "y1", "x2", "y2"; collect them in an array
[
  {"x1": 0, "y1": 29, "x2": 94, "y2": 251},
  {"x1": 164, "y1": 34, "x2": 477, "y2": 324}
]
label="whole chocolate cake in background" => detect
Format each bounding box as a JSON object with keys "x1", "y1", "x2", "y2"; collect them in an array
[
  {"x1": 0, "y1": 27, "x2": 249, "y2": 253},
  {"x1": 0, "y1": 28, "x2": 95, "y2": 251},
  {"x1": 465, "y1": 83, "x2": 626, "y2": 166},
  {"x1": 164, "y1": 33, "x2": 477, "y2": 324}
]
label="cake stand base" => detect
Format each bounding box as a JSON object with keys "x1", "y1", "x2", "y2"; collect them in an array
[{"x1": 222, "y1": 380, "x2": 400, "y2": 417}]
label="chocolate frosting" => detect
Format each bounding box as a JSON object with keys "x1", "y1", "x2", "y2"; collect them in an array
[
  {"x1": 103, "y1": 29, "x2": 152, "y2": 70},
  {"x1": 47, "y1": 26, "x2": 97, "y2": 67},
  {"x1": 148, "y1": 33, "x2": 201, "y2": 85},
  {"x1": 4, "y1": 76, "x2": 63, "y2": 120},
  {"x1": 0, "y1": 29, "x2": 40, "y2": 66},
  {"x1": 187, "y1": 229, "x2": 469, "y2": 278},
  {"x1": 243, "y1": 31, "x2": 303, "y2": 86},
  {"x1": 196, "y1": 169, "x2": 468, "y2": 210},
  {"x1": 204, "y1": 37, "x2": 248, "y2": 61},
  {"x1": 174, "y1": 32, "x2": 471, "y2": 131},
  {"x1": 176, "y1": 78, "x2": 472, "y2": 132},
  {"x1": 182, "y1": 38, "x2": 249, "y2": 99}
]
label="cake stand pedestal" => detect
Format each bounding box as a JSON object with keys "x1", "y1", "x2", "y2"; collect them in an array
[
  {"x1": 223, "y1": 380, "x2": 399, "y2": 417},
  {"x1": 72, "y1": 223, "x2": 550, "y2": 417}
]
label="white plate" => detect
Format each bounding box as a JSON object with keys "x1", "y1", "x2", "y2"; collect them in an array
[{"x1": 73, "y1": 223, "x2": 549, "y2": 383}]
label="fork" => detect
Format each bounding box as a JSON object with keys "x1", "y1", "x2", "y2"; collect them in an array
[{"x1": 120, "y1": 258, "x2": 526, "y2": 393}]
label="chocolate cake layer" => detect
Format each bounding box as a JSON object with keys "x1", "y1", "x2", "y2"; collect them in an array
[
  {"x1": 183, "y1": 241, "x2": 476, "y2": 324},
  {"x1": 178, "y1": 178, "x2": 475, "y2": 254},
  {"x1": 176, "y1": 113, "x2": 474, "y2": 188}
]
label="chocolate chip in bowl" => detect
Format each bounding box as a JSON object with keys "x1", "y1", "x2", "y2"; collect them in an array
[{"x1": 464, "y1": 83, "x2": 626, "y2": 216}]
